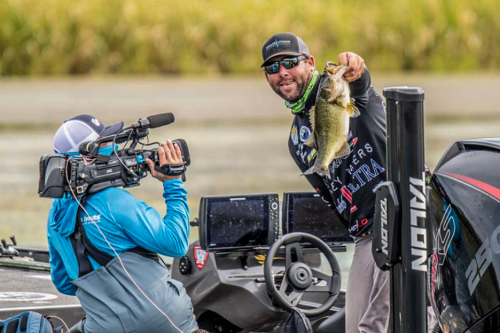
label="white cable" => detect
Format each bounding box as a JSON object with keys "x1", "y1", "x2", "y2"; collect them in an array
[
  {"x1": 82, "y1": 156, "x2": 96, "y2": 165},
  {"x1": 46, "y1": 315, "x2": 70, "y2": 333},
  {"x1": 65, "y1": 158, "x2": 184, "y2": 333}
]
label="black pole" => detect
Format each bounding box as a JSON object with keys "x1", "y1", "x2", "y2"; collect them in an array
[{"x1": 383, "y1": 87, "x2": 427, "y2": 333}]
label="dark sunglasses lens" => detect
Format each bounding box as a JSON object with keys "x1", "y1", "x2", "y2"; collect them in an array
[
  {"x1": 265, "y1": 62, "x2": 280, "y2": 74},
  {"x1": 264, "y1": 56, "x2": 303, "y2": 74},
  {"x1": 282, "y1": 58, "x2": 299, "y2": 69}
]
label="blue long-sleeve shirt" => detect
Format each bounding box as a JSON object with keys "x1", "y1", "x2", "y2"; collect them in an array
[{"x1": 47, "y1": 179, "x2": 189, "y2": 296}]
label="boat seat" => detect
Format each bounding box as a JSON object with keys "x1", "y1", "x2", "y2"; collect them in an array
[{"x1": 315, "y1": 307, "x2": 345, "y2": 333}]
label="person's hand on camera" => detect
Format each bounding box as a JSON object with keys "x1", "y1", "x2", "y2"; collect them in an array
[
  {"x1": 146, "y1": 140, "x2": 184, "y2": 182},
  {"x1": 338, "y1": 52, "x2": 365, "y2": 82}
]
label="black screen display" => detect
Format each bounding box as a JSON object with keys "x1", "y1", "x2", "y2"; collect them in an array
[
  {"x1": 286, "y1": 193, "x2": 353, "y2": 243},
  {"x1": 206, "y1": 196, "x2": 269, "y2": 249}
]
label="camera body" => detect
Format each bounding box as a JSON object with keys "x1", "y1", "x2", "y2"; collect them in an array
[{"x1": 38, "y1": 114, "x2": 190, "y2": 198}]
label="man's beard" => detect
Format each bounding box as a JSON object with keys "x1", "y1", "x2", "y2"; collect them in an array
[{"x1": 273, "y1": 71, "x2": 313, "y2": 103}]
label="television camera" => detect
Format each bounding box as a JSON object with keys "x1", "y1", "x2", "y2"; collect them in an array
[{"x1": 38, "y1": 113, "x2": 191, "y2": 199}]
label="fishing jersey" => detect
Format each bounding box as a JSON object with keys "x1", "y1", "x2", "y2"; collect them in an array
[
  {"x1": 288, "y1": 69, "x2": 387, "y2": 237},
  {"x1": 47, "y1": 179, "x2": 190, "y2": 295}
]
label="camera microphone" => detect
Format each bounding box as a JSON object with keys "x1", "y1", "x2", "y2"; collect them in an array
[
  {"x1": 129, "y1": 113, "x2": 175, "y2": 130},
  {"x1": 147, "y1": 113, "x2": 175, "y2": 129}
]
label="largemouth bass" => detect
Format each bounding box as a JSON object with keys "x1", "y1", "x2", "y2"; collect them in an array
[{"x1": 303, "y1": 62, "x2": 360, "y2": 179}]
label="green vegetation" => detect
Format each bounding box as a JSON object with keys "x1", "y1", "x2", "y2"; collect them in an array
[{"x1": 1, "y1": 0, "x2": 499, "y2": 75}]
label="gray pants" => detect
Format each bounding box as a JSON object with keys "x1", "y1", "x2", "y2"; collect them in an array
[
  {"x1": 74, "y1": 252, "x2": 198, "y2": 333},
  {"x1": 345, "y1": 236, "x2": 438, "y2": 333},
  {"x1": 346, "y1": 235, "x2": 390, "y2": 333}
]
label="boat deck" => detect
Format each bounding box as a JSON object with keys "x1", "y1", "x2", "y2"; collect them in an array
[{"x1": 0, "y1": 260, "x2": 84, "y2": 327}]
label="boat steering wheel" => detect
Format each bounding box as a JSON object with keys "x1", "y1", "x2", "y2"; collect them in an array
[{"x1": 264, "y1": 232, "x2": 341, "y2": 317}]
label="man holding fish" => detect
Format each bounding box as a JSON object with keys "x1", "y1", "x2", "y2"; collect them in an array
[{"x1": 261, "y1": 32, "x2": 388, "y2": 332}]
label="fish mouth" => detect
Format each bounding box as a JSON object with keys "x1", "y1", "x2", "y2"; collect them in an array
[
  {"x1": 326, "y1": 64, "x2": 348, "y2": 79},
  {"x1": 334, "y1": 65, "x2": 348, "y2": 78}
]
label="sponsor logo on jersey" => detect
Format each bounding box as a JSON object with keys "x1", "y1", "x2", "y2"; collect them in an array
[
  {"x1": 299, "y1": 126, "x2": 311, "y2": 142},
  {"x1": 291, "y1": 125, "x2": 299, "y2": 145},
  {"x1": 341, "y1": 186, "x2": 353, "y2": 203},
  {"x1": 82, "y1": 214, "x2": 101, "y2": 224},
  {"x1": 307, "y1": 149, "x2": 317, "y2": 163}
]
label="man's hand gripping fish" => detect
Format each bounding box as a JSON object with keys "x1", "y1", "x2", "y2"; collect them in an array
[{"x1": 303, "y1": 62, "x2": 360, "y2": 179}]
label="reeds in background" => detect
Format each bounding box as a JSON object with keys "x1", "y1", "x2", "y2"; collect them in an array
[{"x1": 1, "y1": 0, "x2": 499, "y2": 75}]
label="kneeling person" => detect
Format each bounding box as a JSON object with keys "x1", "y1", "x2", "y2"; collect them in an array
[{"x1": 47, "y1": 115, "x2": 198, "y2": 333}]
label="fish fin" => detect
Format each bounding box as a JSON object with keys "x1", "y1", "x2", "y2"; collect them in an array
[
  {"x1": 302, "y1": 166, "x2": 315, "y2": 176},
  {"x1": 318, "y1": 166, "x2": 332, "y2": 180},
  {"x1": 304, "y1": 133, "x2": 316, "y2": 148},
  {"x1": 308, "y1": 106, "x2": 316, "y2": 133},
  {"x1": 347, "y1": 99, "x2": 360, "y2": 117},
  {"x1": 327, "y1": 95, "x2": 337, "y2": 103},
  {"x1": 302, "y1": 166, "x2": 331, "y2": 180},
  {"x1": 336, "y1": 140, "x2": 351, "y2": 158},
  {"x1": 305, "y1": 106, "x2": 317, "y2": 148}
]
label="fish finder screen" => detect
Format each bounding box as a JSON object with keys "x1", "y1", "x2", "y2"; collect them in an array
[
  {"x1": 286, "y1": 194, "x2": 353, "y2": 243},
  {"x1": 206, "y1": 197, "x2": 269, "y2": 248}
]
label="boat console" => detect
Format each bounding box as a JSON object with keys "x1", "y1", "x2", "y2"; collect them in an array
[
  {"x1": 199, "y1": 193, "x2": 280, "y2": 251},
  {"x1": 172, "y1": 191, "x2": 350, "y2": 332},
  {"x1": 282, "y1": 192, "x2": 353, "y2": 246}
]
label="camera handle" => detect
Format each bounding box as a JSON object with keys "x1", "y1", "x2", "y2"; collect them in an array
[{"x1": 154, "y1": 163, "x2": 187, "y2": 181}]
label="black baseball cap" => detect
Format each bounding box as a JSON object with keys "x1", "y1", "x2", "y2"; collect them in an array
[
  {"x1": 261, "y1": 32, "x2": 310, "y2": 67},
  {"x1": 53, "y1": 114, "x2": 124, "y2": 153}
]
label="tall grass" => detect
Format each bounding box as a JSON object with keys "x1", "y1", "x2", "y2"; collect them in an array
[{"x1": 0, "y1": 0, "x2": 499, "y2": 75}]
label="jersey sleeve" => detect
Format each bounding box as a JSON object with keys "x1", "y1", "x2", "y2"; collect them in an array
[
  {"x1": 303, "y1": 174, "x2": 335, "y2": 208},
  {"x1": 48, "y1": 235, "x2": 77, "y2": 296},
  {"x1": 349, "y1": 68, "x2": 371, "y2": 110},
  {"x1": 109, "y1": 179, "x2": 190, "y2": 257}
]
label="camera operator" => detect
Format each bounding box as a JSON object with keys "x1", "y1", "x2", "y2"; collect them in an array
[{"x1": 47, "y1": 115, "x2": 199, "y2": 332}]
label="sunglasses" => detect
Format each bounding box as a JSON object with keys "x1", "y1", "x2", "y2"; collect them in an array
[{"x1": 263, "y1": 55, "x2": 307, "y2": 74}]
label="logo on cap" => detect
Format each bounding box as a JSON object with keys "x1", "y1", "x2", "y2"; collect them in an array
[
  {"x1": 266, "y1": 38, "x2": 291, "y2": 51},
  {"x1": 91, "y1": 118, "x2": 101, "y2": 126}
]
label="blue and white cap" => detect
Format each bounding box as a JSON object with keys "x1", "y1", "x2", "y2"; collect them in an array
[{"x1": 53, "y1": 114, "x2": 124, "y2": 154}]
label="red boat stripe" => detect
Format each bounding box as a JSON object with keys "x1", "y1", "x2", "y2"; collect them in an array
[{"x1": 444, "y1": 172, "x2": 500, "y2": 200}]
